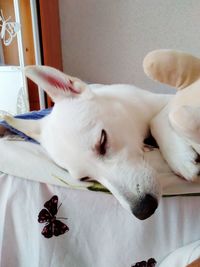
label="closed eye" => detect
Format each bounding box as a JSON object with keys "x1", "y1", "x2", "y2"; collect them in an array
[{"x1": 96, "y1": 129, "x2": 108, "y2": 156}]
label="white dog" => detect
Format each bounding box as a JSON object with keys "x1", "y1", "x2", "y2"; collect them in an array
[{"x1": 4, "y1": 50, "x2": 200, "y2": 220}]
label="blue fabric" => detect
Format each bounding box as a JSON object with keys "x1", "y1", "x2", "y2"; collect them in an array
[{"x1": 0, "y1": 108, "x2": 52, "y2": 143}]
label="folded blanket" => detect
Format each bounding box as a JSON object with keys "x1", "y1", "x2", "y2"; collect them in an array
[
  {"x1": 0, "y1": 136, "x2": 200, "y2": 196},
  {"x1": 0, "y1": 108, "x2": 52, "y2": 143}
]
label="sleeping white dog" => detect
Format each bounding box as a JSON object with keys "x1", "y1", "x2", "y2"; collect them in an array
[{"x1": 4, "y1": 50, "x2": 200, "y2": 220}]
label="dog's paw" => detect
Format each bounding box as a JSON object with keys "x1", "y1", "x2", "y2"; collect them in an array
[
  {"x1": 168, "y1": 146, "x2": 200, "y2": 181},
  {"x1": 151, "y1": 107, "x2": 200, "y2": 181}
]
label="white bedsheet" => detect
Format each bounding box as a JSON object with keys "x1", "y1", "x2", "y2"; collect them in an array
[
  {"x1": 0, "y1": 172, "x2": 200, "y2": 267},
  {"x1": 160, "y1": 240, "x2": 200, "y2": 267},
  {"x1": 1, "y1": 139, "x2": 200, "y2": 267}
]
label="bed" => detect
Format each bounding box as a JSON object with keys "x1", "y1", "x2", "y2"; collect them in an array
[{"x1": 1, "y1": 119, "x2": 200, "y2": 267}]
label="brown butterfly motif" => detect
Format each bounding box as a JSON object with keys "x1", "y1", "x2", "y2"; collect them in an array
[
  {"x1": 38, "y1": 195, "x2": 69, "y2": 238},
  {"x1": 131, "y1": 258, "x2": 157, "y2": 267}
]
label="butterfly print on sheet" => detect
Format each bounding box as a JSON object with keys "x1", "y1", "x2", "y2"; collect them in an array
[
  {"x1": 38, "y1": 195, "x2": 69, "y2": 238},
  {"x1": 131, "y1": 258, "x2": 157, "y2": 267}
]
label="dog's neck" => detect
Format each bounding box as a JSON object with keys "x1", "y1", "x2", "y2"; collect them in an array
[{"x1": 93, "y1": 84, "x2": 172, "y2": 133}]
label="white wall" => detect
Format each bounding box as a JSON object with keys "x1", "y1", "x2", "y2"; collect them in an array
[{"x1": 59, "y1": 0, "x2": 200, "y2": 93}]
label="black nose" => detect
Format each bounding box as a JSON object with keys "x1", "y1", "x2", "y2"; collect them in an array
[{"x1": 131, "y1": 194, "x2": 158, "y2": 220}]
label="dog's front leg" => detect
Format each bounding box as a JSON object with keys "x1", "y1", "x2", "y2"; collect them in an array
[{"x1": 151, "y1": 106, "x2": 200, "y2": 181}]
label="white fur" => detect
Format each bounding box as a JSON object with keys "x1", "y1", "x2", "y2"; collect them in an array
[
  {"x1": 39, "y1": 84, "x2": 168, "y2": 206},
  {"x1": 6, "y1": 65, "x2": 199, "y2": 219},
  {"x1": 144, "y1": 49, "x2": 200, "y2": 182},
  {"x1": 151, "y1": 103, "x2": 200, "y2": 181}
]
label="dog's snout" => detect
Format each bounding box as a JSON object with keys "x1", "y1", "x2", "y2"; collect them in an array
[{"x1": 131, "y1": 194, "x2": 158, "y2": 220}]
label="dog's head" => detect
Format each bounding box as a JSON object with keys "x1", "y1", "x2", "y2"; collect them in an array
[{"x1": 6, "y1": 66, "x2": 161, "y2": 220}]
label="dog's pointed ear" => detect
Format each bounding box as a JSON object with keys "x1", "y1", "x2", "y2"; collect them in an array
[
  {"x1": 25, "y1": 66, "x2": 90, "y2": 102},
  {"x1": 3, "y1": 115, "x2": 41, "y2": 142},
  {"x1": 143, "y1": 50, "x2": 200, "y2": 90},
  {"x1": 169, "y1": 106, "x2": 200, "y2": 143}
]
